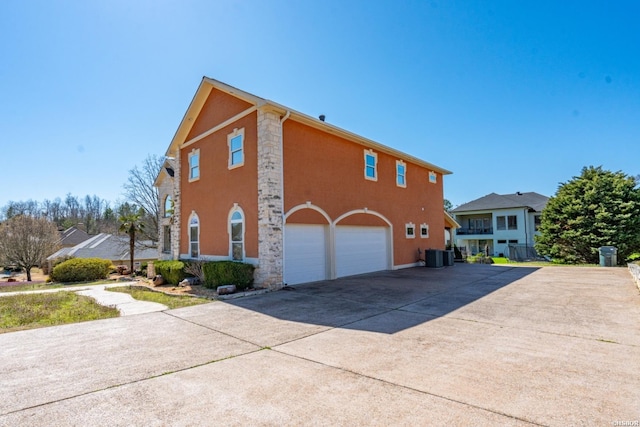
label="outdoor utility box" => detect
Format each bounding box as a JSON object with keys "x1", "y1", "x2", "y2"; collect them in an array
[
  {"x1": 598, "y1": 246, "x2": 617, "y2": 267},
  {"x1": 442, "y1": 250, "x2": 455, "y2": 266},
  {"x1": 426, "y1": 249, "x2": 443, "y2": 268}
]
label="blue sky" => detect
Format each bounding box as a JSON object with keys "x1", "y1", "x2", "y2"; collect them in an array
[{"x1": 1, "y1": 0, "x2": 638, "y2": 209}]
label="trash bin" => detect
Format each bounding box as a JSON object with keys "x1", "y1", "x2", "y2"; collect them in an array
[
  {"x1": 442, "y1": 250, "x2": 454, "y2": 266},
  {"x1": 598, "y1": 246, "x2": 617, "y2": 267},
  {"x1": 426, "y1": 249, "x2": 443, "y2": 268}
]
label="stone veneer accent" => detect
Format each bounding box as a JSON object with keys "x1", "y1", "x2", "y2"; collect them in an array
[
  {"x1": 255, "y1": 107, "x2": 285, "y2": 289},
  {"x1": 170, "y1": 153, "x2": 181, "y2": 259}
]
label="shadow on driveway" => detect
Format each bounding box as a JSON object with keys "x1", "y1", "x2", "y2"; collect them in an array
[{"x1": 224, "y1": 264, "x2": 539, "y2": 334}]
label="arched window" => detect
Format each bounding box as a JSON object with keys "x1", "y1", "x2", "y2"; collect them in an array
[
  {"x1": 229, "y1": 207, "x2": 244, "y2": 261},
  {"x1": 189, "y1": 212, "x2": 199, "y2": 258},
  {"x1": 164, "y1": 195, "x2": 173, "y2": 217}
]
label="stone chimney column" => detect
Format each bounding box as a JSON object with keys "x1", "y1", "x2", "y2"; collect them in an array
[{"x1": 255, "y1": 107, "x2": 284, "y2": 289}]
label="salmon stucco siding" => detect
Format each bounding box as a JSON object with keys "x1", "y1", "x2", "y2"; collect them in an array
[
  {"x1": 282, "y1": 119, "x2": 445, "y2": 267},
  {"x1": 157, "y1": 77, "x2": 452, "y2": 289}
]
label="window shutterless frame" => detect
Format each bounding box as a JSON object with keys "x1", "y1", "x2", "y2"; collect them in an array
[
  {"x1": 188, "y1": 149, "x2": 200, "y2": 182},
  {"x1": 364, "y1": 149, "x2": 377, "y2": 181},
  {"x1": 228, "y1": 128, "x2": 245, "y2": 169}
]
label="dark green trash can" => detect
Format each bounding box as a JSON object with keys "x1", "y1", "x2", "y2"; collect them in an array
[{"x1": 598, "y1": 246, "x2": 617, "y2": 267}]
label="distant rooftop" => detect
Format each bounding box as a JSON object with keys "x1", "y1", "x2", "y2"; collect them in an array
[{"x1": 451, "y1": 192, "x2": 549, "y2": 213}]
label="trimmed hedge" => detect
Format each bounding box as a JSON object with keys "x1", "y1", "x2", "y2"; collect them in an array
[
  {"x1": 202, "y1": 261, "x2": 254, "y2": 290},
  {"x1": 50, "y1": 258, "x2": 112, "y2": 283},
  {"x1": 154, "y1": 260, "x2": 187, "y2": 285}
]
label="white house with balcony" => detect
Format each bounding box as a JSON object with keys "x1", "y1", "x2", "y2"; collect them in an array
[{"x1": 451, "y1": 192, "x2": 548, "y2": 259}]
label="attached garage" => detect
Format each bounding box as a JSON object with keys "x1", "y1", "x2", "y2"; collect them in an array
[
  {"x1": 335, "y1": 226, "x2": 389, "y2": 278},
  {"x1": 284, "y1": 224, "x2": 328, "y2": 285}
]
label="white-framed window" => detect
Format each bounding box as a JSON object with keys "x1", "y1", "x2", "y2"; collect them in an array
[
  {"x1": 228, "y1": 128, "x2": 244, "y2": 169},
  {"x1": 189, "y1": 212, "x2": 199, "y2": 258},
  {"x1": 534, "y1": 215, "x2": 541, "y2": 231},
  {"x1": 396, "y1": 160, "x2": 406, "y2": 188},
  {"x1": 188, "y1": 149, "x2": 200, "y2": 182},
  {"x1": 364, "y1": 149, "x2": 377, "y2": 181},
  {"x1": 229, "y1": 205, "x2": 245, "y2": 261},
  {"x1": 405, "y1": 222, "x2": 415, "y2": 239},
  {"x1": 420, "y1": 223, "x2": 429, "y2": 238},
  {"x1": 428, "y1": 171, "x2": 437, "y2": 183},
  {"x1": 164, "y1": 195, "x2": 173, "y2": 218}
]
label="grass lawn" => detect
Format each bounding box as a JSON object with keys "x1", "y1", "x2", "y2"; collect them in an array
[
  {"x1": 0, "y1": 292, "x2": 120, "y2": 334},
  {"x1": 107, "y1": 286, "x2": 210, "y2": 309},
  {"x1": 0, "y1": 280, "x2": 114, "y2": 293}
]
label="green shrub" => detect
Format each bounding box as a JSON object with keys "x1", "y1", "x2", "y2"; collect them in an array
[
  {"x1": 202, "y1": 261, "x2": 255, "y2": 290},
  {"x1": 50, "y1": 258, "x2": 112, "y2": 283},
  {"x1": 154, "y1": 260, "x2": 187, "y2": 285},
  {"x1": 626, "y1": 252, "x2": 640, "y2": 262}
]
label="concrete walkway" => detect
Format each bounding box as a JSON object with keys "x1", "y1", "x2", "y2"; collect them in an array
[
  {"x1": 0, "y1": 264, "x2": 638, "y2": 425},
  {"x1": 0, "y1": 282, "x2": 168, "y2": 316},
  {"x1": 76, "y1": 285, "x2": 168, "y2": 315}
]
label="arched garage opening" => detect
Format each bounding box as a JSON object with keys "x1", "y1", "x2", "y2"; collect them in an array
[
  {"x1": 284, "y1": 205, "x2": 331, "y2": 285},
  {"x1": 333, "y1": 210, "x2": 392, "y2": 279}
]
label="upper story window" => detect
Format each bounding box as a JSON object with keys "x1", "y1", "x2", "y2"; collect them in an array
[
  {"x1": 229, "y1": 206, "x2": 244, "y2": 261},
  {"x1": 189, "y1": 212, "x2": 199, "y2": 258},
  {"x1": 164, "y1": 195, "x2": 173, "y2": 218},
  {"x1": 228, "y1": 128, "x2": 244, "y2": 169},
  {"x1": 364, "y1": 149, "x2": 377, "y2": 181},
  {"x1": 429, "y1": 171, "x2": 437, "y2": 184},
  {"x1": 534, "y1": 215, "x2": 541, "y2": 231},
  {"x1": 396, "y1": 160, "x2": 406, "y2": 188},
  {"x1": 497, "y1": 215, "x2": 518, "y2": 230},
  {"x1": 188, "y1": 149, "x2": 200, "y2": 182}
]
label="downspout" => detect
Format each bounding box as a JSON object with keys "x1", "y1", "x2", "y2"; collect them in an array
[
  {"x1": 524, "y1": 208, "x2": 528, "y2": 254},
  {"x1": 280, "y1": 110, "x2": 291, "y2": 285}
]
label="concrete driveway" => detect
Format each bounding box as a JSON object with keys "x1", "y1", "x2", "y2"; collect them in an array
[{"x1": 0, "y1": 264, "x2": 638, "y2": 426}]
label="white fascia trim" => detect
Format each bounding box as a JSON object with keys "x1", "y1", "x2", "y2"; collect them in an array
[{"x1": 182, "y1": 106, "x2": 257, "y2": 151}]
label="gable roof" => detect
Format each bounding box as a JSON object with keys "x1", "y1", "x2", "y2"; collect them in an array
[
  {"x1": 58, "y1": 226, "x2": 91, "y2": 247},
  {"x1": 163, "y1": 77, "x2": 452, "y2": 176},
  {"x1": 451, "y1": 192, "x2": 549, "y2": 213},
  {"x1": 47, "y1": 233, "x2": 158, "y2": 262}
]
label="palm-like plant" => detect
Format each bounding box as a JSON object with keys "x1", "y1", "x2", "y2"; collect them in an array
[{"x1": 119, "y1": 209, "x2": 145, "y2": 274}]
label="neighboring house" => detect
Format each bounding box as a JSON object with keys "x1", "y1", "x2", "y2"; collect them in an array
[
  {"x1": 156, "y1": 77, "x2": 452, "y2": 288},
  {"x1": 47, "y1": 233, "x2": 157, "y2": 270},
  {"x1": 58, "y1": 225, "x2": 91, "y2": 248},
  {"x1": 451, "y1": 192, "x2": 548, "y2": 258}
]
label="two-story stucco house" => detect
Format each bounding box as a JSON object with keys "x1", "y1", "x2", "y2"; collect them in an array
[
  {"x1": 451, "y1": 192, "x2": 548, "y2": 259},
  {"x1": 155, "y1": 77, "x2": 452, "y2": 288}
]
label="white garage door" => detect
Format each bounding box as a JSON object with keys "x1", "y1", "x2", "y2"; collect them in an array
[
  {"x1": 284, "y1": 224, "x2": 327, "y2": 285},
  {"x1": 335, "y1": 226, "x2": 389, "y2": 278}
]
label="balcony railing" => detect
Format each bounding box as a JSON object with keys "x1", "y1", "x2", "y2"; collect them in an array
[{"x1": 456, "y1": 227, "x2": 493, "y2": 235}]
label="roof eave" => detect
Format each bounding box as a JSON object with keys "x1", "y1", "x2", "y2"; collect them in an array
[{"x1": 164, "y1": 77, "x2": 452, "y2": 176}]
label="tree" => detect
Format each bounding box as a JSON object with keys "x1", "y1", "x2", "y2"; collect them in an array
[
  {"x1": 0, "y1": 215, "x2": 60, "y2": 281},
  {"x1": 119, "y1": 209, "x2": 145, "y2": 274},
  {"x1": 444, "y1": 199, "x2": 453, "y2": 213},
  {"x1": 535, "y1": 166, "x2": 640, "y2": 264},
  {"x1": 123, "y1": 154, "x2": 164, "y2": 243}
]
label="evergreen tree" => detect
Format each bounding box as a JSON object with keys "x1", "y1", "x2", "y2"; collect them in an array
[{"x1": 535, "y1": 166, "x2": 640, "y2": 264}]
